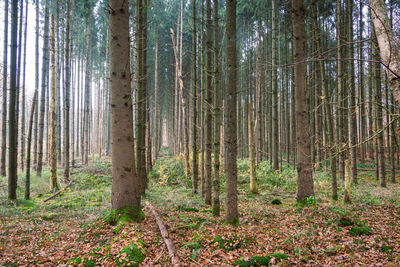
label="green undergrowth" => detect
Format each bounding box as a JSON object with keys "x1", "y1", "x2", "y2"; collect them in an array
[
  {"x1": 212, "y1": 233, "x2": 249, "y2": 251},
  {"x1": 233, "y1": 253, "x2": 289, "y2": 266},
  {"x1": 104, "y1": 207, "x2": 145, "y2": 226}
]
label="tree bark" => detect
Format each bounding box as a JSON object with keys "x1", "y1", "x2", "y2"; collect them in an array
[
  {"x1": 136, "y1": 0, "x2": 147, "y2": 195},
  {"x1": 212, "y1": 0, "x2": 221, "y2": 216},
  {"x1": 292, "y1": 0, "x2": 314, "y2": 202},
  {"x1": 204, "y1": 0, "x2": 213, "y2": 205},
  {"x1": 49, "y1": 14, "x2": 58, "y2": 191},
  {"x1": 7, "y1": 0, "x2": 18, "y2": 199},
  {"x1": 192, "y1": 0, "x2": 199, "y2": 194},
  {"x1": 225, "y1": 0, "x2": 238, "y2": 223},
  {"x1": 37, "y1": 0, "x2": 50, "y2": 177},
  {"x1": 1, "y1": 0, "x2": 8, "y2": 177},
  {"x1": 63, "y1": 0, "x2": 71, "y2": 182},
  {"x1": 369, "y1": 0, "x2": 400, "y2": 105},
  {"x1": 109, "y1": 0, "x2": 141, "y2": 213}
]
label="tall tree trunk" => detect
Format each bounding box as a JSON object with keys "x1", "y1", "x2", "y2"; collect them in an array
[
  {"x1": 25, "y1": 90, "x2": 38, "y2": 200},
  {"x1": 33, "y1": 0, "x2": 39, "y2": 171},
  {"x1": 292, "y1": 0, "x2": 314, "y2": 202},
  {"x1": 271, "y1": 0, "x2": 279, "y2": 170},
  {"x1": 1, "y1": 0, "x2": 9, "y2": 177},
  {"x1": 192, "y1": 0, "x2": 199, "y2": 194},
  {"x1": 255, "y1": 20, "x2": 263, "y2": 163},
  {"x1": 372, "y1": 23, "x2": 386, "y2": 187},
  {"x1": 15, "y1": 0, "x2": 23, "y2": 173},
  {"x1": 63, "y1": 0, "x2": 71, "y2": 182},
  {"x1": 83, "y1": 4, "x2": 93, "y2": 165},
  {"x1": 109, "y1": 0, "x2": 141, "y2": 216},
  {"x1": 249, "y1": 96, "x2": 257, "y2": 194},
  {"x1": 49, "y1": 14, "x2": 58, "y2": 191},
  {"x1": 204, "y1": 0, "x2": 212, "y2": 205},
  {"x1": 212, "y1": 0, "x2": 221, "y2": 216},
  {"x1": 136, "y1": 0, "x2": 147, "y2": 195},
  {"x1": 37, "y1": 0, "x2": 49, "y2": 177},
  {"x1": 347, "y1": 0, "x2": 358, "y2": 184},
  {"x1": 359, "y1": 1, "x2": 366, "y2": 163},
  {"x1": 8, "y1": 0, "x2": 18, "y2": 199},
  {"x1": 225, "y1": 0, "x2": 238, "y2": 224},
  {"x1": 20, "y1": 0, "x2": 28, "y2": 171}
]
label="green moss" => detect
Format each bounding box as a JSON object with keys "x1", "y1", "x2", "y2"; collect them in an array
[
  {"x1": 349, "y1": 225, "x2": 372, "y2": 236},
  {"x1": 67, "y1": 257, "x2": 95, "y2": 267},
  {"x1": 271, "y1": 198, "x2": 282, "y2": 205},
  {"x1": 41, "y1": 213, "x2": 57, "y2": 221},
  {"x1": 233, "y1": 253, "x2": 289, "y2": 266},
  {"x1": 338, "y1": 217, "x2": 354, "y2": 227},
  {"x1": 116, "y1": 244, "x2": 145, "y2": 267},
  {"x1": 104, "y1": 207, "x2": 145, "y2": 226},
  {"x1": 295, "y1": 195, "x2": 317, "y2": 207},
  {"x1": 212, "y1": 234, "x2": 247, "y2": 251}
]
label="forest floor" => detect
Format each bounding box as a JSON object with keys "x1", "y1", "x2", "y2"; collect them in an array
[{"x1": 0, "y1": 150, "x2": 400, "y2": 266}]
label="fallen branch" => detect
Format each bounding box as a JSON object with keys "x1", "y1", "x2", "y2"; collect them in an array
[
  {"x1": 43, "y1": 180, "x2": 73, "y2": 203},
  {"x1": 146, "y1": 201, "x2": 180, "y2": 267}
]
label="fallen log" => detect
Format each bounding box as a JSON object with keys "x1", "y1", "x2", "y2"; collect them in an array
[
  {"x1": 146, "y1": 201, "x2": 180, "y2": 267},
  {"x1": 43, "y1": 180, "x2": 73, "y2": 203}
]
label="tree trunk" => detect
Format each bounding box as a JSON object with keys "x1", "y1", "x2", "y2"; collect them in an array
[
  {"x1": 7, "y1": 0, "x2": 18, "y2": 199},
  {"x1": 212, "y1": 0, "x2": 221, "y2": 216},
  {"x1": 49, "y1": 14, "x2": 58, "y2": 191},
  {"x1": 109, "y1": 0, "x2": 141, "y2": 214},
  {"x1": 1, "y1": 0, "x2": 8, "y2": 177},
  {"x1": 136, "y1": 0, "x2": 147, "y2": 195},
  {"x1": 203, "y1": 0, "x2": 213, "y2": 205},
  {"x1": 83, "y1": 7, "x2": 93, "y2": 166},
  {"x1": 372, "y1": 23, "x2": 386, "y2": 187},
  {"x1": 292, "y1": 0, "x2": 314, "y2": 202},
  {"x1": 37, "y1": 0, "x2": 50, "y2": 177},
  {"x1": 25, "y1": 90, "x2": 38, "y2": 200},
  {"x1": 192, "y1": 0, "x2": 199, "y2": 194},
  {"x1": 63, "y1": 0, "x2": 71, "y2": 182},
  {"x1": 20, "y1": 0, "x2": 28, "y2": 171},
  {"x1": 225, "y1": 0, "x2": 238, "y2": 224},
  {"x1": 249, "y1": 96, "x2": 257, "y2": 194},
  {"x1": 33, "y1": 0, "x2": 39, "y2": 171},
  {"x1": 271, "y1": 0, "x2": 279, "y2": 171},
  {"x1": 369, "y1": 0, "x2": 400, "y2": 105},
  {"x1": 347, "y1": 0, "x2": 358, "y2": 184}
]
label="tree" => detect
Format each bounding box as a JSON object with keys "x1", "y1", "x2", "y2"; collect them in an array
[
  {"x1": 292, "y1": 0, "x2": 314, "y2": 202},
  {"x1": 7, "y1": 0, "x2": 18, "y2": 199},
  {"x1": 49, "y1": 14, "x2": 58, "y2": 191},
  {"x1": 20, "y1": 0, "x2": 28, "y2": 171},
  {"x1": 192, "y1": 0, "x2": 199, "y2": 194},
  {"x1": 83, "y1": 2, "x2": 93, "y2": 165},
  {"x1": 204, "y1": 0, "x2": 213, "y2": 205},
  {"x1": 63, "y1": 0, "x2": 71, "y2": 182},
  {"x1": 271, "y1": 0, "x2": 279, "y2": 171},
  {"x1": 25, "y1": 90, "x2": 38, "y2": 200},
  {"x1": 369, "y1": 0, "x2": 400, "y2": 105},
  {"x1": 1, "y1": 0, "x2": 8, "y2": 177},
  {"x1": 109, "y1": 0, "x2": 141, "y2": 216},
  {"x1": 136, "y1": 0, "x2": 148, "y2": 195},
  {"x1": 36, "y1": 0, "x2": 50, "y2": 177},
  {"x1": 212, "y1": 0, "x2": 221, "y2": 216},
  {"x1": 225, "y1": 0, "x2": 238, "y2": 224}
]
